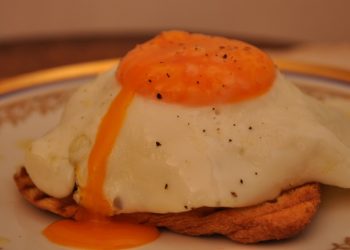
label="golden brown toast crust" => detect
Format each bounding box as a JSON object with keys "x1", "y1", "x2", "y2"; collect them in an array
[
  {"x1": 14, "y1": 167, "x2": 78, "y2": 217},
  {"x1": 14, "y1": 167, "x2": 321, "y2": 243}
]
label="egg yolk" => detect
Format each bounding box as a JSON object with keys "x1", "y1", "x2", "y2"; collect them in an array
[
  {"x1": 43, "y1": 31, "x2": 275, "y2": 249},
  {"x1": 44, "y1": 209, "x2": 159, "y2": 250},
  {"x1": 117, "y1": 30, "x2": 276, "y2": 105}
]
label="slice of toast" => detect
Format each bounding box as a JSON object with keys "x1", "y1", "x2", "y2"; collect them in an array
[{"x1": 14, "y1": 167, "x2": 321, "y2": 243}]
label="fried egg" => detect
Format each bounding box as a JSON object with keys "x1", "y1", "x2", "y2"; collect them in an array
[
  {"x1": 23, "y1": 31, "x2": 350, "y2": 248},
  {"x1": 26, "y1": 31, "x2": 350, "y2": 215}
]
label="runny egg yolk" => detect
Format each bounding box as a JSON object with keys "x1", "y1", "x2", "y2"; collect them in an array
[
  {"x1": 44, "y1": 209, "x2": 159, "y2": 250},
  {"x1": 43, "y1": 31, "x2": 275, "y2": 249},
  {"x1": 44, "y1": 219, "x2": 158, "y2": 250}
]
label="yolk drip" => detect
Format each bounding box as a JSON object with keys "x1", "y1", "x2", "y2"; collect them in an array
[
  {"x1": 80, "y1": 87, "x2": 135, "y2": 215},
  {"x1": 44, "y1": 210, "x2": 159, "y2": 250},
  {"x1": 117, "y1": 30, "x2": 276, "y2": 106}
]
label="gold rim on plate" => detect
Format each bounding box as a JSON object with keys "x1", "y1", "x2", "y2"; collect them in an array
[{"x1": 0, "y1": 58, "x2": 349, "y2": 96}]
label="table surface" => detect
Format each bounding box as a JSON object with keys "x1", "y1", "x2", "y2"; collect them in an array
[{"x1": 0, "y1": 35, "x2": 349, "y2": 80}]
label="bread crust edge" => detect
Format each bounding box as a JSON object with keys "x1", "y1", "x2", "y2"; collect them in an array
[{"x1": 14, "y1": 167, "x2": 321, "y2": 243}]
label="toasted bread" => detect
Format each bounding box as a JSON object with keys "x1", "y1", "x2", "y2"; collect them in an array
[{"x1": 14, "y1": 167, "x2": 320, "y2": 243}]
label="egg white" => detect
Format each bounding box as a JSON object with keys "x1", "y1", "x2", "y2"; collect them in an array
[{"x1": 25, "y1": 66, "x2": 350, "y2": 214}]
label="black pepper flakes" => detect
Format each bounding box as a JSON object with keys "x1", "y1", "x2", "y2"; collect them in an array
[
  {"x1": 156, "y1": 93, "x2": 162, "y2": 99},
  {"x1": 156, "y1": 141, "x2": 162, "y2": 147},
  {"x1": 196, "y1": 80, "x2": 200, "y2": 84},
  {"x1": 248, "y1": 126, "x2": 253, "y2": 130},
  {"x1": 233, "y1": 123, "x2": 236, "y2": 126},
  {"x1": 222, "y1": 54, "x2": 228, "y2": 59},
  {"x1": 164, "y1": 183, "x2": 168, "y2": 189},
  {"x1": 202, "y1": 129, "x2": 206, "y2": 133},
  {"x1": 166, "y1": 73, "x2": 170, "y2": 78},
  {"x1": 228, "y1": 139, "x2": 232, "y2": 142},
  {"x1": 148, "y1": 79, "x2": 152, "y2": 83},
  {"x1": 219, "y1": 46, "x2": 225, "y2": 49},
  {"x1": 255, "y1": 172, "x2": 258, "y2": 176},
  {"x1": 176, "y1": 115, "x2": 180, "y2": 118},
  {"x1": 184, "y1": 205, "x2": 188, "y2": 209},
  {"x1": 231, "y1": 192, "x2": 238, "y2": 197},
  {"x1": 240, "y1": 179, "x2": 244, "y2": 184}
]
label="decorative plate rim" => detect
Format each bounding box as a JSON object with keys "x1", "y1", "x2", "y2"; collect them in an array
[{"x1": 0, "y1": 58, "x2": 350, "y2": 97}]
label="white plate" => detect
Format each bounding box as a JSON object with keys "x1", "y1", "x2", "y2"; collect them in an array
[{"x1": 1, "y1": 59, "x2": 350, "y2": 250}]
